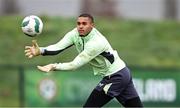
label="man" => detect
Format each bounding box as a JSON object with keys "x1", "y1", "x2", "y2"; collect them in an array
[{"x1": 25, "y1": 14, "x2": 143, "y2": 107}]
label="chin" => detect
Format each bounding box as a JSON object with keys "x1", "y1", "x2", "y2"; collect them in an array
[
  {"x1": 79, "y1": 33, "x2": 85, "y2": 36},
  {"x1": 79, "y1": 35, "x2": 85, "y2": 37}
]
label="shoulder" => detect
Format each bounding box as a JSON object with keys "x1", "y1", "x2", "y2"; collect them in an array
[
  {"x1": 63, "y1": 28, "x2": 79, "y2": 40},
  {"x1": 65, "y1": 28, "x2": 78, "y2": 36},
  {"x1": 90, "y1": 28, "x2": 109, "y2": 47},
  {"x1": 91, "y1": 28, "x2": 108, "y2": 42}
]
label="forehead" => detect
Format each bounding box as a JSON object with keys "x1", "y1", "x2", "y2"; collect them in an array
[{"x1": 77, "y1": 17, "x2": 91, "y2": 22}]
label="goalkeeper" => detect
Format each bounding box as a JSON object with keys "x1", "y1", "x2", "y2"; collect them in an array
[{"x1": 25, "y1": 13, "x2": 143, "y2": 107}]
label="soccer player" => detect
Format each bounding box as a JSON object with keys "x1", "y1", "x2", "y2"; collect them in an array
[{"x1": 25, "y1": 13, "x2": 143, "y2": 107}]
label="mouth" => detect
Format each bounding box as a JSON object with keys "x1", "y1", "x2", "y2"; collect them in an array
[
  {"x1": 78, "y1": 30, "x2": 85, "y2": 36},
  {"x1": 78, "y1": 30, "x2": 84, "y2": 33}
]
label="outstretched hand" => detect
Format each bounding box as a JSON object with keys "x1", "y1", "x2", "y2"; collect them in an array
[
  {"x1": 25, "y1": 40, "x2": 41, "y2": 58},
  {"x1": 37, "y1": 64, "x2": 56, "y2": 72}
]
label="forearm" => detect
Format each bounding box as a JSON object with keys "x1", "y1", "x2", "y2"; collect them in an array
[
  {"x1": 54, "y1": 62, "x2": 79, "y2": 70},
  {"x1": 54, "y1": 52, "x2": 92, "y2": 70},
  {"x1": 40, "y1": 44, "x2": 73, "y2": 55}
]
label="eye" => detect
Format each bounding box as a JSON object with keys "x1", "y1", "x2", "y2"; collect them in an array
[
  {"x1": 82, "y1": 22, "x2": 87, "y2": 25},
  {"x1": 77, "y1": 22, "x2": 81, "y2": 25}
]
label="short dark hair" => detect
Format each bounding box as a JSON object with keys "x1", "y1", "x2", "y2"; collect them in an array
[{"x1": 78, "y1": 13, "x2": 94, "y2": 23}]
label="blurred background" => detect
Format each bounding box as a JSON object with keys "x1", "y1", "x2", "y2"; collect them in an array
[{"x1": 0, "y1": 0, "x2": 180, "y2": 107}]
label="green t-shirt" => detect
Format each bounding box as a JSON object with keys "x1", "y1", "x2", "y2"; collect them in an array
[{"x1": 41, "y1": 28, "x2": 126, "y2": 76}]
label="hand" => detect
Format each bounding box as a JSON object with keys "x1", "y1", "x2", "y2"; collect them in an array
[
  {"x1": 25, "y1": 40, "x2": 41, "y2": 58},
  {"x1": 37, "y1": 64, "x2": 56, "y2": 72}
]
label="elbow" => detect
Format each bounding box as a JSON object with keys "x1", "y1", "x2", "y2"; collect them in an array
[{"x1": 69, "y1": 62, "x2": 80, "y2": 70}]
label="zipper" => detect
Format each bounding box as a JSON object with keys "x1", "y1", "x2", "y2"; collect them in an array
[{"x1": 82, "y1": 38, "x2": 84, "y2": 50}]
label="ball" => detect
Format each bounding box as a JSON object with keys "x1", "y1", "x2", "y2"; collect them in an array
[{"x1": 21, "y1": 15, "x2": 43, "y2": 37}]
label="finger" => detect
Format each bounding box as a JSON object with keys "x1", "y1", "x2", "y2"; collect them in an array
[
  {"x1": 25, "y1": 46, "x2": 32, "y2": 50},
  {"x1": 25, "y1": 52, "x2": 32, "y2": 57},
  {"x1": 43, "y1": 66, "x2": 51, "y2": 72},
  {"x1": 32, "y1": 40, "x2": 39, "y2": 48},
  {"x1": 28, "y1": 55, "x2": 33, "y2": 59},
  {"x1": 37, "y1": 66, "x2": 48, "y2": 72},
  {"x1": 26, "y1": 54, "x2": 33, "y2": 59},
  {"x1": 37, "y1": 66, "x2": 45, "y2": 71},
  {"x1": 24, "y1": 49, "x2": 31, "y2": 53}
]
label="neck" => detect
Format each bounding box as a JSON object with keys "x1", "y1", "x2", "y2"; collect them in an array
[{"x1": 79, "y1": 31, "x2": 91, "y2": 37}]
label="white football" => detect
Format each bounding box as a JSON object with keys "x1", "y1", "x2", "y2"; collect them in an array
[{"x1": 21, "y1": 15, "x2": 43, "y2": 37}]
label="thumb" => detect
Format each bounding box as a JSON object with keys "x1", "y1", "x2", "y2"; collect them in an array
[{"x1": 32, "y1": 40, "x2": 39, "y2": 48}]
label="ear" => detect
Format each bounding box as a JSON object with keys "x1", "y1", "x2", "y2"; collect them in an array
[{"x1": 91, "y1": 23, "x2": 95, "y2": 27}]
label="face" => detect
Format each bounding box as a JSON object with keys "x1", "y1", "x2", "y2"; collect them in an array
[{"x1": 77, "y1": 17, "x2": 94, "y2": 36}]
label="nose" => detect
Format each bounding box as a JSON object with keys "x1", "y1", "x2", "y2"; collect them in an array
[{"x1": 79, "y1": 24, "x2": 83, "y2": 29}]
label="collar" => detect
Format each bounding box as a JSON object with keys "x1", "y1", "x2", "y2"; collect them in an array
[{"x1": 80, "y1": 28, "x2": 95, "y2": 41}]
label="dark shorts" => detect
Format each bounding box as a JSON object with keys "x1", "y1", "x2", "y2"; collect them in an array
[{"x1": 95, "y1": 67, "x2": 139, "y2": 101}]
